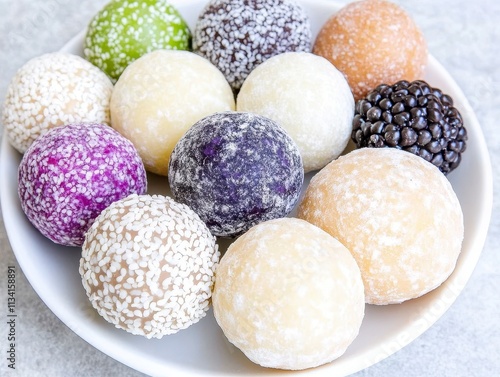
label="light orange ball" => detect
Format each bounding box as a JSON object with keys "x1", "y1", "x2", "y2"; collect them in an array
[
  {"x1": 297, "y1": 148, "x2": 464, "y2": 305},
  {"x1": 313, "y1": 0, "x2": 427, "y2": 101}
]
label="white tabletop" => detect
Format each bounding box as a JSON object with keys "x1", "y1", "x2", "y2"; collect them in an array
[{"x1": 1, "y1": 0, "x2": 499, "y2": 376}]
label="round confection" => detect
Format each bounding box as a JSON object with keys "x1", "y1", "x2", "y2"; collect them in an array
[
  {"x1": 313, "y1": 0, "x2": 427, "y2": 101},
  {"x1": 18, "y1": 123, "x2": 147, "y2": 247},
  {"x1": 213, "y1": 217, "x2": 365, "y2": 370},
  {"x1": 2, "y1": 52, "x2": 113, "y2": 154},
  {"x1": 297, "y1": 148, "x2": 464, "y2": 305},
  {"x1": 80, "y1": 194, "x2": 220, "y2": 338},
  {"x1": 110, "y1": 50, "x2": 235, "y2": 176},
  {"x1": 168, "y1": 112, "x2": 304, "y2": 238},
  {"x1": 237, "y1": 52, "x2": 354, "y2": 173},
  {"x1": 84, "y1": 0, "x2": 191, "y2": 82},
  {"x1": 193, "y1": 0, "x2": 312, "y2": 92}
]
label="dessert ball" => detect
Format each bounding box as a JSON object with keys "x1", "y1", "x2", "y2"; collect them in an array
[
  {"x1": 2, "y1": 52, "x2": 113, "y2": 154},
  {"x1": 18, "y1": 123, "x2": 147, "y2": 247},
  {"x1": 84, "y1": 0, "x2": 191, "y2": 82},
  {"x1": 352, "y1": 80, "x2": 467, "y2": 175},
  {"x1": 193, "y1": 0, "x2": 312, "y2": 92},
  {"x1": 80, "y1": 194, "x2": 219, "y2": 338},
  {"x1": 313, "y1": 0, "x2": 427, "y2": 101},
  {"x1": 213, "y1": 218, "x2": 365, "y2": 370},
  {"x1": 237, "y1": 52, "x2": 354, "y2": 173},
  {"x1": 110, "y1": 50, "x2": 235, "y2": 176},
  {"x1": 168, "y1": 112, "x2": 304, "y2": 237},
  {"x1": 297, "y1": 148, "x2": 464, "y2": 305}
]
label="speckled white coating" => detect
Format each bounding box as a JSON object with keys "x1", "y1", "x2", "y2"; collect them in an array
[
  {"x1": 297, "y1": 148, "x2": 464, "y2": 305},
  {"x1": 2, "y1": 52, "x2": 113, "y2": 153},
  {"x1": 17, "y1": 123, "x2": 147, "y2": 247},
  {"x1": 80, "y1": 194, "x2": 220, "y2": 339},
  {"x1": 84, "y1": 0, "x2": 191, "y2": 82},
  {"x1": 237, "y1": 52, "x2": 354, "y2": 172},
  {"x1": 168, "y1": 111, "x2": 304, "y2": 238},
  {"x1": 193, "y1": 0, "x2": 312, "y2": 91},
  {"x1": 213, "y1": 217, "x2": 365, "y2": 370},
  {"x1": 110, "y1": 49, "x2": 235, "y2": 176}
]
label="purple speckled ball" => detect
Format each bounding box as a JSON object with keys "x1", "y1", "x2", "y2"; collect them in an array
[
  {"x1": 168, "y1": 111, "x2": 304, "y2": 237},
  {"x1": 18, "y1": 123, "x2": 147, "y2": 247}
]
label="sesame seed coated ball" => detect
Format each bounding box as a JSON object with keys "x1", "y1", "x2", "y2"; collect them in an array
[
  {"x1": 18, "y1": 123, "x2": 147, "y2": 247},
  {"x1": 193, "y1": 0, "x2": 312, "y2": 92},
  {"x1": 79, "y1": 194, "x2": 220, "y2": 339},
  {"x1": 84, "y1": 0, "x2": 191, "y2": 82},
  {"x1": 168, "y1": 112, "x2": 304, "y2": 238},
  {"x1": 2, "y1": 52, "x2": 113, "y2": 154}
]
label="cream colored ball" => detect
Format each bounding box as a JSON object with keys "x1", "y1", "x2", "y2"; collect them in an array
[
  {"x1": 213, "y1": 217, "x2": 365, "y2": 370},
  {"x1": 237, "y1": 52, "x2": 354, "y2": 173},
  {"x1": 110, "y1": 50, "x2": 235, "y2": 176},
  {"x1": 297, "y1": 148, "x2": 464, "y2": 305}
]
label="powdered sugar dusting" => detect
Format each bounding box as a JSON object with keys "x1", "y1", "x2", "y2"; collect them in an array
[
  {"x1": 298, "y1": 148, "x2": 464, "y2": 305},
  {"x1": 237, "y1": 52, "x2": 354, "y2": 172},
  {"x1": 80, "y1": 194, "x2": 220, "y2": 339},
  {"x1": 168, "y1": 112, "x2": 303, "y2": 237},
  {"x1": 193, "y1": 0, "x2": 312, "y2": 91},
  {"x1": 313, "y1": 0, "x2": 427, "y2": 100},
  {"x1": 213, "y1": 218, "x2": 364, "y2": 370}
]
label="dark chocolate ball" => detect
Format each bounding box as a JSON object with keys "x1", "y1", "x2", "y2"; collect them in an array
[
  {"x1": 168, "y1": 112, "x2": 304, "y2": 237},
  {"x1": 193, "y1": 0, "x2": 312, "y2": 92}
]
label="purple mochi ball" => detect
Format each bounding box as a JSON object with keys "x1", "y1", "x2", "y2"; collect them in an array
[
  {"x1": 18, "y1": 123, "x2": 147, "y2": 247},
  {"x1": 168, "y1": 111, "x2": 304, "y2": 237}
]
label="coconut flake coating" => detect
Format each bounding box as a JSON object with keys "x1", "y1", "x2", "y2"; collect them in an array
[
  {"x1": 213, "y1": 218, "x2": 365, "y2": 370},
  {"x1": 237, "y1": 52, "x2": 354, "y2": 172},
  {"x1": 84, "y1": 0, "x2": 191, "y2": 82},
  {"x1": 18, "y1": 123, "x2": 147, "y2": 247},
  {"x1": 193, "y1": 0, "x2": 312, "y2": 92},
  {"x1": 168, "y1": 112, "x2": 304, "y2": 238},
  {"x1": 297, "y1": 148, "x2": 464, "y2": 305},
  {"x1": 2, "y1": 52, "x2": 113, "y2": 153},
  {"x1": 80, "y1": 194, "x2": 220, "y2": 338}
]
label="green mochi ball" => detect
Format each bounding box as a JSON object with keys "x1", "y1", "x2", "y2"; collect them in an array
[{"x1": 84, "y1": 0, "x2": 191, "y2": 82}]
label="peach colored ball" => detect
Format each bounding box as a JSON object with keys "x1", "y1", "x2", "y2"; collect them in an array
[{"x1": 313, "y1": 0, "x2": 427, "y2": 101}]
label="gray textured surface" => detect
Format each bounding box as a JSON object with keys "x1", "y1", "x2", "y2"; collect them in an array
[{"x1": 0, "y1": 0, "x2": 499, "y2": 376}]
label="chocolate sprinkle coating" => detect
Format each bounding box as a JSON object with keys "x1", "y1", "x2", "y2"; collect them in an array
[
  {"x1": 168, "y1": 112, "x2": 304, "y2": 237},
  {"x1": 18, "y1": 123, "x2": 147, "y2": 247},
  {"x1": 193, "y1": 0, "x2": 312, "y2": 92}
]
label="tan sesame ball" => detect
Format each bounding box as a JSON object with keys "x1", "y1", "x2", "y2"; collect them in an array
[
  {"x1": 313, "y1": 0, "x2": 427, "y2": 101},
  {"x1": 213, "y1": 218, "x2": 365, "y2": 370},
  {"x1": 2, "y1": 52, "x2": 113, "y2": 153},
  {"x1": 297, "y1": 148, "x2": 464, "y2": 305},
  {"x1": 110, "y1": 50, "x2": 235, "y2": 176},
  {"x1": 79, "y1": 194, "x2": 220, "y2": 338}
]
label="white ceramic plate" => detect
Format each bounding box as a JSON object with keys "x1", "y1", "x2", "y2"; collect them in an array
[{"x1": 0, "y1": 0, "x2": 493, "y2": 376}]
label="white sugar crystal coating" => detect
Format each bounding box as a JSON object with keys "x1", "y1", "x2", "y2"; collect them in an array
[
  {"x1": 237, "y1": 52, "x2": 354, "y2": 172},
  {"x1": 80, "y1": 194, "x2": 220, "y2": 338},
  {"x1": 110, "y1": 50, "x2": 235, "y2": 176},
  {"x1": 2, "y1": 52, "x2": 113, "y2": 153},
  {"x1": 213, "y1": 218, "x2": 365, "y2": 370},
  {"x1": 297, "y1": 148, "x2": 464, "y2": 305}
]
